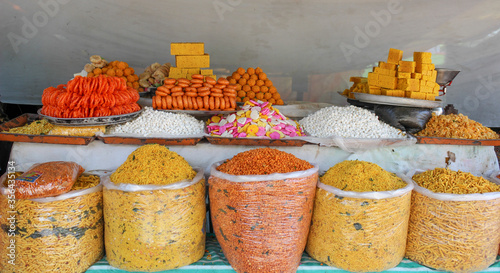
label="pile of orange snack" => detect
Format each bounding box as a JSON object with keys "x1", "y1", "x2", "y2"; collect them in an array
[
  {"x1": 41, "y1": 75, "x2": 141, "y2": 118},
  {"x1": 226, "y1": 67, "x2": 284, "y2": 105},
  {"x1": 152, "y1": 74, "x2": 237, "y2": 111},
  {"x1": 84, "y1": 55, "x2": 142, "y2": 92}
]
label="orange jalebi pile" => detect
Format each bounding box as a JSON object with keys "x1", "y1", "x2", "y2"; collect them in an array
[{"x1": 41, "y1": 75, "x2": 141, "y2": 118}]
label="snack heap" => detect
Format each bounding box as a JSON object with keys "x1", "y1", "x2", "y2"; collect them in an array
[
  {"x1": 41, "y1": 75, "x2": 141, "y2": 118},
  {"x1": 225, "y1": 67, "x2": 284, "y2": 105},
  {"x1": 84, "y1": 55, "x2": 141, "y2": 92},
  {"x1": 343, "y1": 48, "x2": 440, "y2": 100},
  {"x1": 138, "y1": 62, "x2": 172, "y2": 89},
  {"x1": 152, "y1": 75, "x2": 237, "y2": 111},
  {"x1": 168, "y1": 42, "x2": 216, "y2": 80},
  {"x1": 206, "y1": 100, "x2": 304, "y2": 139}
]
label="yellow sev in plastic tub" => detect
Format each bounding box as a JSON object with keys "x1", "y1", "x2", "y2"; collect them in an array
[
  {"x1": 103, "y1": 168, "x2": 206, "y2": 272},
  {"x1": 306, "y1": 161, "x2": 413, "y2": 272},
  {"x1": 0, "y1": 172, "x2": 104, "y2": 273},
  {"x1": 406, "y1": 169, "x2": 500, "y2": 273}
]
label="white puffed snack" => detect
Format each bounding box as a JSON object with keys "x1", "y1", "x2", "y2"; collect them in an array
[
  {"x1": 299, "y1": 105, "x2": 405, "y2": 138},
  {"x1": 108, "y1": 107, "x2": 204, "y2": 136}
]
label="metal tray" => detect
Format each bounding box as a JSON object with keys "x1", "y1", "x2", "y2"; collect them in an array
[
  {"x1": 0, "y1": 114, "x2": 94, "y2": 145},
  {"x1": 415, "y1": 135, "x2": 500, "y2": 146},
  {"x1": 352, "y1": 92, "x2": 442, "y2": 109},
  {"x1": 97, "y1": 135, "x2": 203, "y2": 145},
  {"x1": 206, "y1": 136, "x2": 307, "y2": 146},
  {"x1": 38, "y1": 107, "x2": 143, "y2": 126}
]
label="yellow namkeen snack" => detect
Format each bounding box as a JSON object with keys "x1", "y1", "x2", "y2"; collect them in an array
[
  {"x1": 0, "y1": 175, "x2": 103, "y2": 273},
  {"x1": 416, "y1": 113, "x2": 499, "y2": 139},
  {"x1": 320, "y1": 160, "x2": 407, "y2": 192},
  {"x1": 306, "y1": 160, "x2": 412, "y2": 272},
  {"x1": 412, "y1": 168, "x2": 500, "y2": 194},
  {"x1": 4, "y1": 119, "x2": 54, "y2": 135},
  {"x1": 103, "y1": 178, "x2": 206, "y2": 271},
  {"x1": 110, "y1": 144, "x2": 196, "y2": 185}
]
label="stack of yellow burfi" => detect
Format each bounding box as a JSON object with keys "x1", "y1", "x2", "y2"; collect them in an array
[
  {"x1": 344, "y1": 49, "x2": 440, "y2": 101},
  {"x1": 168, "y1": 42, "x2": 216, "y2": 80}
]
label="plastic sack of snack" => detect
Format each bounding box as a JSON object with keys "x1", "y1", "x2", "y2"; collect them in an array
[
  {"x1": 208, "y1": 148, "x2": 318, "y2": 273},
  {"x1": 306, "y1": 160, "x2": 413, "y2": 272},
  {"x1": 14, "y1": 161, "x2": 84, "y2": 199},
  {"x1": 0, "y1": 171, "x2": 104, "y2": 273},
  {"x1": 406, "y1": 168, "x2": 500, "y2": 273},
  {"x1": 103, "y1": 144, "x2": 206, "y2": 272}
]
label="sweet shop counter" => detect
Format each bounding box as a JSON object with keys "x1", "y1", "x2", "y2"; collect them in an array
[
  {"x1": 8, "y1": 140, "x2": 499, "y2": 177},
  {"x1": 86, "y1": 234, "x2": 500, "y2": 273}
]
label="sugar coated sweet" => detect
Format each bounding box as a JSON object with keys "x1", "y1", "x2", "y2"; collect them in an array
[
  {"x1": 108, "y1": 106, "x2": 204, "y2": 136},
  {"x1": 206, "y1": 100, "x2": 304, "y2": 138},
  {"x1": 299, "y1": 105, "x2": 405, "y2": 138}
]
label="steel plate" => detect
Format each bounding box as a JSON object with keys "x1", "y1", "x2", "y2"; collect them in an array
[
  {"x1": 38, "y1": 107, "x2": 143, "y2": 126},
  {"x1": 352, "y1": 92, "x2": 442, "y2": 109}
]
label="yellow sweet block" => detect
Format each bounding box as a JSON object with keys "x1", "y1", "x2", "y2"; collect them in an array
[
  {"x1": 398, "y1": 78, "x2": 420, "y2": 91},
  {"x1": 387, "y1": 48, "x2": 403, "y2": 64},
  {"x1": 175, "y1": 54, "x2": 210, "y2": 68},
  {"x1": 421, "y1": 75, "x2": 431, "y2": 81},
  {"x1": 171, "y1": 42, "x2": 205, "y2": 56},
  {"x1": 374, "y1": 67, "x2": 396, "y2": 76},
  {"x1": 430, "y1": 70, "x2": 437, "y2": 82},
  {"x1": 398, "y1": 66, "x2": 415, "y2": 73},
  {"x1": 185, "y1": 68, "x2": 201, "y2": 74},
  {"x1": 397, "y1": 72, "x2": 411, "y2": 79},
  {"x1": 200, "y1": 69, "x2": 214, "y2": 76},
  {"x1": 378, "y1": 61, "x2": 397, "y2": 70},
  {"x1": 426, "y1": 80, "x2": 435, "y2": 88},
  {"x1": 368, "y1": 86, "x2": 382, "y2": 95},
  {"x1": 419, "y1": 81, "x2": 433, "y2": 93},
  {"x1": 350, "y1": 76, "x2": 367, "y2": 83},
  {"x1": 408, "y1": 91, "x2": 426, "y2": 100},
  {"x1": 415, "y1": 63, "x2": 435, "y2": 73},
  {"x1": 378, "y1": 75, "x2": 398, "y2": 89},
  {"x1": 367, "y1": 72, "x2": 380, "y2": 86},
  {"x1": 413, "y1": 52, "x2": 432, "y2": 64},
  {"x1": 411, "y1": 73, "x2": 422, "y2": 79},
  {"x1": 433, "y1": 82, "x2": 440, "y2": 92},
  {"x1": 381, "y1": 89, "x2": 391, "y2": 96},
  {"x1": 425, "y1": 94, "x2": 436, "y2": 101},
  {"x1": 168, "y1": 68, "x2": 186, "y2": 79},
  {"x1": 399, "y1": 61, "x2": 416, "y2": 69}
]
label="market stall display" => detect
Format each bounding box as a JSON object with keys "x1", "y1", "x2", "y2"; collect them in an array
[
  {"x1": 306, "y1": 160, "x2": 413, "y2": 272},
  {"x1": 0, "y1": 170, "x2": 104, "y2": 273},
  {"x1": 225, "y1": 67, "x2": 284, "y2": 105},
  {"x1": 152, "y1": 75, "x2": 237, "y2": 111},
  {"x1": 40, "y1": 75, "x2": 141, "y2": 119},
  {"x1": 209, "y1": 148, "x2": 318, "y2": 273},
  {"x1": 406, "y1": 168, "x2": 500, "y2": 272},
  {"x1": 103, "y1": 144, "x2": 206, "y2": 271}
]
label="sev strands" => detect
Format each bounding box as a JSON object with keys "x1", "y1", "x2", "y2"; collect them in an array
[
  {"x1": 0, "y1": 174, "x2": 103, "y2": 273},
  {"x1": 412, "y1": 168, "x2": 500, "y2": 194},
  {"x1": 103, "y1": 177, "x2": 206, "y2": 272},
  {"x1": 306, "y1": 161, "x2": 412, "y2": 272},
  {"x1": 415, "y1": 113, "x2": 499, "y2": 139},
  {"x1": 406, "y1": 169, "x2": 500, "y2": 273}
]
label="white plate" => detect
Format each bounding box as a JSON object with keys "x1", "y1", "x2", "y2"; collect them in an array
[{"x1": 352, "y1": 92, "x2": 442, "y2": 109}]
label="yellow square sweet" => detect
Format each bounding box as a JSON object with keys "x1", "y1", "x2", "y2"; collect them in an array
[
  {"x1": 374, "y1": 67, "x2": 396, "y2": 76},
  {"x1": 411, "y1": 73, "x2": 422, "y2": 79},
  {"x1": 387, "y1": 48, "x2": 403, "y2": 64},
  {"x1": 398, "y1": 66, "x2": 415, "y2": 73},
  {"x1": 368, "y1": 86, "x2": 382, "y2": 95},
  {"x1": 367, "y1": 72, "x2": 380, "y2": 86},
  {"x1": 413, "y1": 52, "x2": 432, "y2": 64},
  {"x1": 399, "y1": 61, "x2": 416, "y2": 70},
  {"x1": 425, "y1": 94, "x2": 436, "y2": 101},
  {"x1": 201, "y1": 69, "x2": 214, "y2": 76},
  {"x1": 378, "y1": 61, "x2": 397, "y2": 70},
  {"x1": 171, "y1": 42, "x2": 204, "y2": 56},
  {"x1": 398, "y1": 78, "x2": 419, "y2": 91},
  {"x1": 175, "y1": 54, "x2": 210, "y2": 68},
  {"x1": 397, "y1": 72, "x2": 411, "y2": 79},
  {"x1": 415, "y1": 63, "x2": 435, "y2": 73},
  {"x1": 378, "y1": 75, "x2": 398, "y2": 89},
  {"x1": 430, "y1": 70, "x2": 438, "y2": 82}
]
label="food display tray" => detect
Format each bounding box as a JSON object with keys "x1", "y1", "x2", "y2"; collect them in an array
[
  {"x1": 415, "y1": 136, "x2": 500, "y2": 146},
  {"x1": 37, "y1": 107, "x2": 143, "y2": 126},
  {"x1": 352, "y1": 92, "x2": 442, "y2": 109},
  {"x1": 0, "y1": 114, "x2": 94, "y2": 145},
  {"x1": 205, "y1": 136, "x2": 307, "y2": 146},
  {"x1": 97, "y1": 135, "x2": 203, "y2": 145}
]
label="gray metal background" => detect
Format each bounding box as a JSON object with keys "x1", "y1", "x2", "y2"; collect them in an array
[{"x1": 1, "y1": 0, "x2": 499, "y2": 125}]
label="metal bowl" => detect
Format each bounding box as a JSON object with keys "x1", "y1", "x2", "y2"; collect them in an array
[{"x1": 435, "y1": 68, "x2": 460, "y2": 86}]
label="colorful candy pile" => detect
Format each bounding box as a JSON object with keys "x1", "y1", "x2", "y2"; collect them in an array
[{"x1": 206, "y1": 100, "x2": 304, "y2": 139}]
